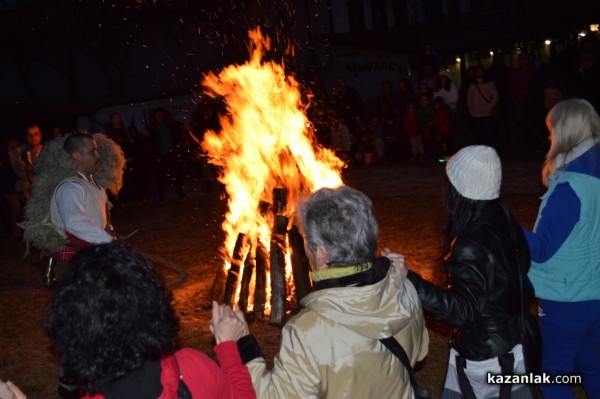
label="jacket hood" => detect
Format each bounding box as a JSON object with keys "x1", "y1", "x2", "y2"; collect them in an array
[
  {"x1": 564, "y1": 141, "x2": 600, "y2": 179},
  {"x1": 300, "y1": 265, "x2": 421, "y2": 339}
]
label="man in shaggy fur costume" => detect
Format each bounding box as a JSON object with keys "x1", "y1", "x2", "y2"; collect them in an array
[
  {"x1": 20, "y1": 132, "x2": 125, "y2": 282},
  {"x1": 20, "y1": 132, "x2": 125, "y2": 399}
]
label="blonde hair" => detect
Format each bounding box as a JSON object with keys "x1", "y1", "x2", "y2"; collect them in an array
[{"x1": 542, "y1": 98, "x2": 600, "y2": 186}]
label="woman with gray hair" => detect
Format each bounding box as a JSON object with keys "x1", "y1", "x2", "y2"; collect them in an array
[
  {"x1": 211, "y1": 185, "x2": 429, "y2": 399},
  {"x1": 524, "y1": 98, "x2": 600, "y2": 399}
]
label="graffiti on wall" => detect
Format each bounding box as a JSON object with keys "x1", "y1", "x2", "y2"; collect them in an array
[{"x1": 344, "y1": 58, "x2": 410, "y2": 77}]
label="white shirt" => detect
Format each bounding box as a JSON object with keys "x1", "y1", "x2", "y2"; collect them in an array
[
  {"x1": 433, "y1": 81, "x2": 459, "y2": 110},
  {"x1": 50, "y1": 172, "x2": 113, "y2": 244}
]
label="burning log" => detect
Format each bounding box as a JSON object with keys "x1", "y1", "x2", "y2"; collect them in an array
[
  {"x1": 238, "y1": 244, "x2": 255, "y2": 313},
  {"x1": 222, "y1": 233, "x2": 249, "y2": 305},
  {"x1": 251, "y1": 201, "x2": 271, "y2": 318},
  {"x1": 269, "y1": 215, "x2": 288, "y2": 325},
  {"x1": 289, "y1": 225, "x2": 311, "y2": 304},
  {"x1": 269, "y1": 188, "x2": 288, "y2": 326},
  {"x1": 253, "y1": 240, "x2": 268, "y2": 319},
  {"x1": 208, "y1": 265, "x2": 228, "y2": 304}
]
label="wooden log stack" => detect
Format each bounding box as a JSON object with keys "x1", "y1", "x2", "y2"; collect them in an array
[{"x1": 208, "y1": 188, "x2": 312, "y2": 324}]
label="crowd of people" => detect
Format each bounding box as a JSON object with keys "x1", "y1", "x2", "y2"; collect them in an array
[
  {"x1": 0, "y1": 95, "x2": 598, "y2": 398},
  {"x1": 0, "y1": 107, "x2": 214, "y2": 241},
  {"x1": 307, "y1": 40, "x2": 600, "y2": 166},
  {"x1": 1, "y1": 40, "x2": 599, "y2": 399}
]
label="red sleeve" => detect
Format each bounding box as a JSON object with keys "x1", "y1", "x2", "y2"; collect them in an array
[
  {"x1": 439, "y1": 107, "x2": 452, "y2": 134},
  {"x1": 214, "y1": 341, "x2": 256, "y2": 399},
  {"x1": 403, "y1": 115, "x2": 417, "y2": 137},
  {"x1": 176, "y1": 347, "x2": 255, "y2": 399}
]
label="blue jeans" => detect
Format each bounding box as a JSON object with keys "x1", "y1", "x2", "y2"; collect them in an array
[{"x1": 539, "y1": 299, "x2": 600, "y2": 399}]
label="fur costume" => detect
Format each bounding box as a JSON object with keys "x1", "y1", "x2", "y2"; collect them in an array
[{"x1": 20, "y1": 133, "x2": 125, "y2": 255}]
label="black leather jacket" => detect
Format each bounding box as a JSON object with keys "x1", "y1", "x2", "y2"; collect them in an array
[{"x1": 408, "y1": 200, "x2": 540, "y2": 364}]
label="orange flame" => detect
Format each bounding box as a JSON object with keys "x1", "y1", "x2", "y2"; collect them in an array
[{"x1": 201, "y1": 27, "x2": 344, "y2": 310}]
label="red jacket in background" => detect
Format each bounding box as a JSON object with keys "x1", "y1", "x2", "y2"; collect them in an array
[
  {"x1": 431, "y1": 105, "x2": 452, "y2": 136},
  {"x1": 403, "y1": 112, "x2": 418, "y2": 138}
]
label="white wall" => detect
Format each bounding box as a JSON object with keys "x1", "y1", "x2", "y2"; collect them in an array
[{"x1": 320, "y1": 46, "x2": 415, "y2": 106}]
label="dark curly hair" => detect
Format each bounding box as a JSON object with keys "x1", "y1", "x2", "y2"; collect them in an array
[{"x1": 46, "y1": 242, "x2": 179, "y2": 392}]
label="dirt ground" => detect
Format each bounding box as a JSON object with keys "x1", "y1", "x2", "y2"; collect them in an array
[{"x1": 0, "y1": 154, "x2": 549, "y2": 398}]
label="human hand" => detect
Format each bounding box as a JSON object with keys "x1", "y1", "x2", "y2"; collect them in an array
[
  {"x1": 381, "y1": 247, "x2": 408, "y2": 277},
  {"x1": 0, "y1": 379, "x2": 27, "y2": 399},
  {"x1": 210, "y1": 301, "x2": 250, "y2": 344}
]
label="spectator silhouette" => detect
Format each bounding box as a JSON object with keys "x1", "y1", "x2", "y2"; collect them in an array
[{"x1": 144, "y1": 108, "x2": 186, "y2": 201}]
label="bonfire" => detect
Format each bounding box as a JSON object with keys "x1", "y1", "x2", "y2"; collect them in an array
[{"x1": 201, "y1": 27, "x2": 344, "y2": 325}]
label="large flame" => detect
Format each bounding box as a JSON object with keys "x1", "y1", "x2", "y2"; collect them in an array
[{"x1": 201, "y1": 27, "x2": 344, "y2": 310}]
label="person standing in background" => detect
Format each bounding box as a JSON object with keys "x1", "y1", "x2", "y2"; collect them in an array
[
  {"x1": 468, "y1": 66, "x2": 500, "y2": 148},
  {"x1": 0, "y1": 138, "x2": 24, "y2": 240},
  {"x1": 145, "y1": 108, "x2": 186, "y2": 201},
  {"x1": 417, "y1": 94, "x2": 436, "y2": 159},
  {"x1": 51, "y1": 127, "x2": 64, "y2": 139},
  {"x1": 434, "y1": 70, "x2": 459, "y2": 111},
  {"x1": 331, "y1": 78, "x2": 364, "y2": 135},
  {"x1": 22, "y1": 125, "x2": 44, "y2": 200},
  {"x1": 430, "y1": 97, "x2": 453, "y2": 156},
  {"x1": 394, "y1": 78, "x2": 418, "y2": 123},
  {"x1": 104, "y1": 112, "x2": 136, "y2": 206},
  {"x1": 509, "y1": 53, "x2": 537, "y2": 153},
  {"x1": 404, "y1": 102, "x2": 424, "y2": 160}
]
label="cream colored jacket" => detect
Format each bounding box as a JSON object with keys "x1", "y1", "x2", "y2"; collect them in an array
[
  {"x1": 467, "y1": 80, "x2": 499, "y2": 118},
  {"x1": 247, "y1": 265, "x2": 429, "y2": 398}
]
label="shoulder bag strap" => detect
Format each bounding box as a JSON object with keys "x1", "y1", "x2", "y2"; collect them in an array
[
  {"x1": 173, "y1": 354, "x2": 193, "y2": 399},
  {"x1": 380, "y1": 337, "x2": 432, "y2": 399},
  {"x1": 475, "y1": 82, "x2": 491, "y2": 103}
]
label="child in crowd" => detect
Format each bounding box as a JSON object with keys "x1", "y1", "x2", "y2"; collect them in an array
[
  {"x1": 430, "y1": 97, "x2": 453, "y2": 156},
  {"x1": 403, "y1": 103, "x2": 423, "y2": 160}
]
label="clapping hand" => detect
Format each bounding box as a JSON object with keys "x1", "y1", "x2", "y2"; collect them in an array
[
  {"x1": 381, "y1": 247, "x2": 408, "y2": 277},
  {"x1": 0, "y1": 379, "x2": 26, "y2": 399},
  {"x1": 210, "y1": 301, "x2": 250, "y2": 344}
]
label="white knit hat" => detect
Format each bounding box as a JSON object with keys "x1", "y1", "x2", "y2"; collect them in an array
[{"x1": 446, "y1": 145, "x2": 502, "y2": 200}]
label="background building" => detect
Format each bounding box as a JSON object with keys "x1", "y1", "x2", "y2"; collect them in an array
[{"x1": 0, "y1": 0, "x2": 598, "y2": 136}]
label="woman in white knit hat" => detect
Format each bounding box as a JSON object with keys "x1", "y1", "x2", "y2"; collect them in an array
[
  {"x1": 387, "y1": 145, "x2": 541, "y2": 398},
  {"x1": 523, "y1": 98, "x2": 600, "y2": 399}
]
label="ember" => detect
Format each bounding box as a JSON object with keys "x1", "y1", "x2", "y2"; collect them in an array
[{"x1": 201, "y1": 27, "x2": 344, "y2": 325}]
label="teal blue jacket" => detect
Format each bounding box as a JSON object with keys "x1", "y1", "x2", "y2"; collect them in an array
[{"x1": 528, "y1": 171, "x2": 600, "y2": 302}]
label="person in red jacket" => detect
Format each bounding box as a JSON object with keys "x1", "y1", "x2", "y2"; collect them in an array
[
  {"x1": 46, "y1": 242, "x2": 255, "y2": 399},
  {"x1": 403, "y1": 102, "x2": 424, "y2": 160},
  {"x1": 430, "y1": 97, "x2": 453, "y2": 156}
]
